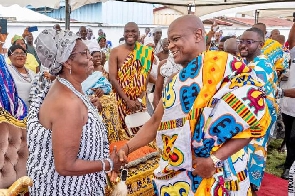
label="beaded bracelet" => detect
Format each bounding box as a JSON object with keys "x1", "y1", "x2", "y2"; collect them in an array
[{"x1": 105, "y1": 158, "x2": 113, "y2": 173}]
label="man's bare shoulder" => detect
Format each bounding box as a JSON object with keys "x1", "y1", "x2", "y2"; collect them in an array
[{"x1": 111, "y1": 44, "x2": 126, "y2": 53}]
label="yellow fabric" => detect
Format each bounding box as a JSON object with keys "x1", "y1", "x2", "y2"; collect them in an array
[
  {"x1": 6, "y1": 53, "x2": 39, "y2": 73},
  {"x1": 0, "y1": 107, "x2": 26, "y2": 128},
  {"x1": 262, "y1": 38, "x2": 284, "y2": 72}
]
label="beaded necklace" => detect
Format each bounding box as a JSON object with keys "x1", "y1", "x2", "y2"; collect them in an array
[
  {"x1": 10, "y1": 65, "x2": 32, "y2": 83},
  {"x1": 57, "y1": 76, "x2": 102, "y2": 121}
]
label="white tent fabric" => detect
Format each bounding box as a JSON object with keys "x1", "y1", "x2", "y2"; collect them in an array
[
  {"x1": 0, "y1": 0, "x2": 107, "y2": 10},
  {"x1": 200, "y1": 2, "x2": 295, "y2": 20},
  {"x1": 0, "y1": 4, "x2": 58, "y2": 22}
]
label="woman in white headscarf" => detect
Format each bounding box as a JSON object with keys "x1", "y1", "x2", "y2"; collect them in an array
[{"x1": 27, "y1": 29, "x2": 124, "y2": 195}]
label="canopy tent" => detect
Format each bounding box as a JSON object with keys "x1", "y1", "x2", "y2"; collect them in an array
[
  {"x1": 200, "y1": 2, "x2": 295, "y2": 20},
  {"x1": 0, "y1": 4, "x2": 58, "y2": 22},
  {"x1": 0, "y1": 0, "x2": 293, "y2": 28}
]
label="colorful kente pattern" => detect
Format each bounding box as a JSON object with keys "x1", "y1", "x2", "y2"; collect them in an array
[
  {"x1": 244, "y1": 55, "x2": 278, "y2": 190},
  {"x1": 262, "y1": 38, "x2": 288, "y2": 73},
  {"x1": 115, "y1": 42, "x2": 153, "y2": 139}
]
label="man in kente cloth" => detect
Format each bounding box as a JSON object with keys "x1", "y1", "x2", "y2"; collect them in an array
[{"x1": 109, "y1": 22, "x2": 153, "y2": 139}]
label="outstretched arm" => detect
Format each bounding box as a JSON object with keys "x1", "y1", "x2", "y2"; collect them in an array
[{"x1": 118, "y1": 101, "x2": 164, "y2": 161}]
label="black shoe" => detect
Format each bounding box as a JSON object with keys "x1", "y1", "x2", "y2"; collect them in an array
[
  {"x1": 281, "y1": 169, "x2": 290, "y2": 180},
  {"x1": 276, "y1": 164, "x2": 285, "y2": 169}
]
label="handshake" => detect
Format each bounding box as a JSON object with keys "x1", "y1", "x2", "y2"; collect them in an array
[{"x1": 108, "y1": 145, "x2": 129, "y2": 182}]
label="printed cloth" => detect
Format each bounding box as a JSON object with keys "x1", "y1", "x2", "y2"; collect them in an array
[
  {"x1": 115, "y1": 41, "x2": 153, "y2": 139},
  {"x1": 82, "y1": 71, "x2": 112, "y2": 95},
  {"x1": 245, "y1": 55, "x2": 278, "y2": 190},
  {"x1": 153, "y1": 51, "x2": 271, "y2": 196},
  {"x1": 262, "y1": 38, "x2": 288, "y2": 73},
  {"x1": 34, "y1": 29, "x2": 79, "y2": 76},
  {"x1": 0, "y1": 54, "x2": 27, "y2": 120}
]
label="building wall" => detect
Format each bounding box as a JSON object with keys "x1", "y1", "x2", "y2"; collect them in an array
[
  {"x1": 154, "y1": 8, "x2": 182, "y2": 25},
  {"x1": 32, "y1": 2, "x2": 153, "y2": 24},
  {"x1": 102, "y1": 1, "x2": 153, "y2": 25}
]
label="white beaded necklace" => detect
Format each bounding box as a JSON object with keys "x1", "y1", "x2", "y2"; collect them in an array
[
  {"x1": 10, "y1": 65, "x2": 32, "y2": 83},
  {"x1": 57, "y1": 76, "x2": 102, "y2": 121}
]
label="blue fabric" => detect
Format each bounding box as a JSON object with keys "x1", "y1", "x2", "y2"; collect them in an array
[
  {"x1": 82, "y1": 71, "x2": 112, "y2": 95},
  {"x1": 0, "y1": 54, "x2": 27, "y2": 120},
  {"x1": 245, "y1": 55, "x2": 277, "y2": 189}
]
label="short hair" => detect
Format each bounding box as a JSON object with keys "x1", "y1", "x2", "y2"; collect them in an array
[
  {"x1": 8, "y1": 45, "x2": 27, "y2": 56},
  {"x1": 220, "y1": 36, "x2": 232, "y2": 43},
  {"x1": 255, "y1": 22, "x2": 266, "y2": 28},
  {"x1": 245, "y1": 27, "x2": 265, "y2": 41}
]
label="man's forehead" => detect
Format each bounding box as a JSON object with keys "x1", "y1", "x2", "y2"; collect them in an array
[{"x1": 124, "y1": 24, "x2": 138, "y2": 30}]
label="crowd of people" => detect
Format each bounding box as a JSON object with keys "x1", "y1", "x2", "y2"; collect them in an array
[{"x1": 0, "y1": 14, "x2": 295, "y2": 196}]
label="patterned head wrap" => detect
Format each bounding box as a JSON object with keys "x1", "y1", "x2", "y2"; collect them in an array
[
  {"x1": 11, "y1": 35, "x2": 24, "y2": 44},
  {"x1": 34, "y1": 29, "x2": 79, "y2": 76},
  {"x1": 97, "y1": 35, "x2": 106, "y2": 43}
]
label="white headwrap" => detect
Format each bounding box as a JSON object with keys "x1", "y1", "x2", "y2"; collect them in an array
[
  {"x1": 144, "y1": 36, "x2": 154, "y2": 46},
  {"x1": 35, "y1": 29, "x2": 79, "y2": 76},
  {"x1": 87, "y1": 41, "x2": 101, "y2": 54}
]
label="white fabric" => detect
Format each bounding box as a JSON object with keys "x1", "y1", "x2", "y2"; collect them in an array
[
  {"x1": 35, "y1": 29, "x2": 79, "y2": 75},
  {"x1": 147, "y1": 55, "x2": 159, "y2": 93},
  {"x1": 154, "y1": 39, "x2": 163, "y2": 54},
  {"x1": 7, "y1": 64, "x2": 35, "y2": 107},
  {"x1": 160, "y1": 54, "x2": 182, "y2": 85},
  {"x1": 280, "y1": 58, "x2": 295, "y2": 117},
  {"x1": 27, "y1": 77, "x2": 109, "y2": 195},
  {"x1": 280, "y1": 47, "x2": 295, "y2": 116}
]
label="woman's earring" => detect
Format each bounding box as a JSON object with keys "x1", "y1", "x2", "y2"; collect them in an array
[{"x1": 70, "y1": 68, "x2": 72, "y2": 75}]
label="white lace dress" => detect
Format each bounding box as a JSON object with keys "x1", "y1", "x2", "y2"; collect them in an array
[{"x1": 27, "y1": 77, "x2": 109, "y2": 195}]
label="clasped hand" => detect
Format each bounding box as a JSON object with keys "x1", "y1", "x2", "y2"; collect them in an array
[
  {"x1": 126, "y1": 99, "x2": 142, "y2": 112},
  {"x1": 108, "y1": 146, "x2": 128, "y2": 182}
]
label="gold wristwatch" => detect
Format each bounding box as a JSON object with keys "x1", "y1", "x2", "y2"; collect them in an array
[{"x1": 210, "y1": 154, "x2": 223, "y2": 168}]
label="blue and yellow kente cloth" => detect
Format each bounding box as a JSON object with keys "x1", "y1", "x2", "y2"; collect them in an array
[
  {"x1": 245, "y1": 55, "x2": 278, "y2": 190},
  {"x1": 262, "y1": 38, "x2": 288, "y2": 73}
]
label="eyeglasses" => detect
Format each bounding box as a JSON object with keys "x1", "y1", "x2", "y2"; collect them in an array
[
  {"x1": 71, "y1": 49, "x2": 90, "y2": 58},
  {"x1": 11, "y1": 52, "x2": 26, "y2": 57},
  {"x1": 237, "y1": 39, "x2": 262, "y2": 45}
]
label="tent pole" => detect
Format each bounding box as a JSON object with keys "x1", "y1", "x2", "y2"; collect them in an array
[
  {"x1": 255, "y1": 10, "x2": 260, "y2": 24},
  {"x1": 65, "y1": 0, "x2": 71, "y2": 30}
]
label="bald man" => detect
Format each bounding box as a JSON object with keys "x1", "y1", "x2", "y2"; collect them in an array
[
  {"x1": 118, "y1": 15, "x2": 271, "y2": 195},
  {"x1": 270, "y1": 29, "x2": 280, "y2": 39},
  {"x1": 253, "y1": 23, "x2": 287, "y2": 75},
  {"x1": 224, "y1": 37, "x2": 238, "y2": 56},
  {"x1": 109, "y1": 22, "x2": 153, "y2": 138}
]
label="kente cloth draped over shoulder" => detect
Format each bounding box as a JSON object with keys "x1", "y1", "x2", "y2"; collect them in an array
[
  {"x1": 153, "y1": 51, "x2": 271, "y2": 196},
  {"x1": 262, "y1": 38, "x2": 288, "y2": 73},
  {"x1": 115, "y1": 41, "x2": 153, "y2": 139},
  {"x1": 245, "y1": 55, "x2": 278, "y2": 190},
  {"x1": 0, "y1": 54, "x2": 27, "y2": 120}
]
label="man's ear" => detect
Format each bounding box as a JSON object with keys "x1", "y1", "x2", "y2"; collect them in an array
[
  {"x1": 259, "y1": 41, "x2": 265, "y2": 49},
  {"x1": 194, "y1": 29, "x2": 203, "y2": 43}
]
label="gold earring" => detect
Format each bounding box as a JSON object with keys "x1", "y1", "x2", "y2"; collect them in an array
[{"x1": 70, "y1": 69, "x2": 72, "y2": 75}]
